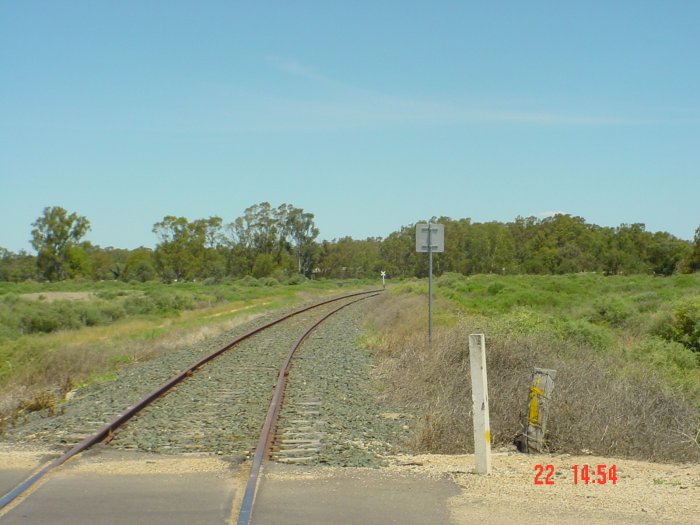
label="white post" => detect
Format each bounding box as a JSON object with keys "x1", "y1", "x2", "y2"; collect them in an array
[
  {"x1": 469, "y1": 333, "x2": 491, "y2": 474},
  {"x1": 428, "y1": 221, "x2": 433, "y2": 344}
]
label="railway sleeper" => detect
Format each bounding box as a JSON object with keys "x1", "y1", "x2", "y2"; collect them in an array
[
  {"x1": 274, "y1": 447, "x2": 321, "y2": 456},
  {"x1": 279, "y1": 443, "x2": 322, "y2": 450},
  {"x1": 274, "y1": 456, "x2": 316, "y2": 464},
  {"x1": 279, "y1": 438, "x2": 323, "y2": 445}
]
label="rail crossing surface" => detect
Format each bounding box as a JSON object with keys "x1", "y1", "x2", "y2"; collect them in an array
[{"x1": 0, "y1": 448, "x2": 459, "y2": 524}]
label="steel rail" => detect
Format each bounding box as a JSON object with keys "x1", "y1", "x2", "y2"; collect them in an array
[
  {"x1": 0, "y1": 289, "x2": 381, "y2": 512},
  {"x1": 237, "y1": 292, "x2": 380, "y2": 525}
]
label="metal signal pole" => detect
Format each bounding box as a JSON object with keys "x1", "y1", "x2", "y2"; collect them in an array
[{"x1": 416, "y1": 219, "x2": 443, "y2": 345}]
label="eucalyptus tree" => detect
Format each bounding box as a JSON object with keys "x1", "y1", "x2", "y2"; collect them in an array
[
  {"x1": 152, "y1": 215, "x2": 224, "y2": 281},
  {"x1": 123, "y1": 247, "x2": 157, "y2": 282},
  {"x1": 378, "y1": 226, "x2": 416, "y2": 278},
  {"x1": 318, "y1": 237, "x2": 380, "y2": 278},
  {"x1": 283, "y1": 205, "x2": 320, "y2": 275},
  {"x1": 227, "y1": 202, "x2": 320, "y2": 276},
  {"x1": 0, "y1": 247, "x2": 38, "y2": 282},
  {"x1": 193, "y1": 216, "x2": 226, "y2": 278},
  {"x1": 681, "y1": 226, "x2": 700, "y2": 273},
  {"x1": 30, "y1": 206, "x2": 91, "y2": 281},
  {"x1": 152, "y1": 216, "x2": 193, "y2": 281}
]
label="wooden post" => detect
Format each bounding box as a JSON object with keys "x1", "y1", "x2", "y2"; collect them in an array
[
  {"x1": 521, "y1": 368, "x2": 557, "y2": 453},
  {"x1": 468, "y1": 334, "x2": 491, "y2": 474}
]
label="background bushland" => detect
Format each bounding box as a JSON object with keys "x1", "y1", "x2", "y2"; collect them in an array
[{"x1": 2, "y1": 206, "x2": 699, "y2": 283}]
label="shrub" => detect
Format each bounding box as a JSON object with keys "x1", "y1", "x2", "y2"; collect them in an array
[
  {"x1": 436, "y1": 272, "x2": 466, "y2": 289},
  {"x1": 76, "y1": 305, "x2": 104, "y2": 327},
  {"x1": 589, "y1": 297, "x2": 632, "y2": 327},
  {"x1": 492, "y1": 308, "x2": 552, "y2": 336},
  {"x1": 633, "y1": 292, "x2": 661, "y2": 312},
  {"x1": 252, "y1": 253, "x2": 276, "y2": 278},
  {"x1": 123, "y1": 295, "x2": 156, "y2": 315},
  {"x1": 101, "y1": 302, "x2": 127, "y2": 321},
  {"x1": 20, "y1": 311, "x2": 63, "y2": 334},
  {"x1": 286, "y1": 274, "x2": 307, "y2": 285},
  {"x1": 237, "y1": 275, "x2": 260, "y2": 287},
  {"x1": 149, "y1": 290, "x2": 194, "y2": 312},
  {"x1": 487, "y1": 282, "x2": 506, "y2": 295},
  {"x1": 557, "y1": 319, "x2": 613, "y2": 351},
  {"x1": 631, "y1": 337, "x2": 699, "y2": 373},
  {"x1": 667, "y1": 300, "x2": 700, "y2": 353}
]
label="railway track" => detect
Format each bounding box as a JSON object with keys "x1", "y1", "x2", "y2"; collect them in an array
[{"x1": 0, "y1": 290, "x2": 383, "y2": 521}]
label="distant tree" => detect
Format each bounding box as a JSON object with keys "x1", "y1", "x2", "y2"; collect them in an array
[
  {"x1": 0, "y1": 247, "x2": 38, "y2": 282},
  {"x1": 153, "y1": 216, "x2": 225, "y2": 281},
  {"x1": 86, "y1": 245, "x2": 115, "y2": 280},
  {"x1": 681, "y1": 226, "x2": 700, "y2": 273},
  {"x1": 378, "y1": 226, "x2": 416, "y2": 278},
  {"x1": 231, "y1": 203, "x2": 280, "y2": 255},
  {"x1": 227, "y1": 203, "x2": 280, "y2": 275},
  {"x1": 153, "y1": 216, "x2": 194, "y2": 281},
  {"x1": 64, "y1": 244, "x2": 92, "y2": 278},
  {"x1": 318, "y1": 237, "x2": 381, "y2": 278},
  {"x1": 192, "y1": 217, "x2": 226, "y2": 278},
  {"x1": 508, "y1": 216, "x2": 540, "y2": 273},
  {"x1": 283, "y1": 206, "x2": 320, "y2": 275},
  {"x1": 225, "y1": 202, "x2": 319, "y2": 277},
  {"x1": 0, "y1": 247, "x2": 14, "y2": 282},
  {"x1": 80, "y1": 245, "x2": 130, "y2": 280},
  {"x1": 647, "y1": 232, "x2": 690, "y2": 276},
  {"x1": 123, "y1": 247, "x2": 156, "y2": 282},
  {"x1": 30, "y1": 206, "x2": 91, "y2": 281},
  {"x1": 252, "y1": 253, "x2": 275, "y2": 278}
]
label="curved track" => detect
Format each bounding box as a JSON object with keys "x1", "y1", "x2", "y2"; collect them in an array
[{"x1": 0, "y1": 290, "x2": 381, "y2": 514}]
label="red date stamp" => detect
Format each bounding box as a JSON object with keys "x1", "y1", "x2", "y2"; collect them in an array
[{"x1": 534, "y1": 464, "x2": 618, "y2": 485}]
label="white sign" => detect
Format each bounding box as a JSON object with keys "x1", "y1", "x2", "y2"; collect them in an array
[{"x1": 415, "y1": 223, "x2": 444, "y2": 253}]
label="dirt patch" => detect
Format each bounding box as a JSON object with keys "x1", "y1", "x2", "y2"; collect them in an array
[
  {"x1": 20, "y1": 292, "x2": 93, "y2": 303},
  {"x1": 0, "y1": 443, "x2": 55, "y2": 469},
  {"x1": 386, "y1": 452, "x2": 700, "y2": 524}
]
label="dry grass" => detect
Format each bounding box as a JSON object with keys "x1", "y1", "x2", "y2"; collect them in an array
[
  {"x1": 363, "y1": 293, "x2": 700, "y2": 463},
  {"x1": 0, "y1": 300, "x2": 277, "y2": 430}
]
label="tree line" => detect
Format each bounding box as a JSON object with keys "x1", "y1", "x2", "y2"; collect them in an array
[{"x1": 1, "y1": 204, "x2": 699, "y2": 282}]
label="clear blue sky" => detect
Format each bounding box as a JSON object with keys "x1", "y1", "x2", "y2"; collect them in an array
[{"x1": 2, "y1": 1, "x2": 698, "y2": 253}]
